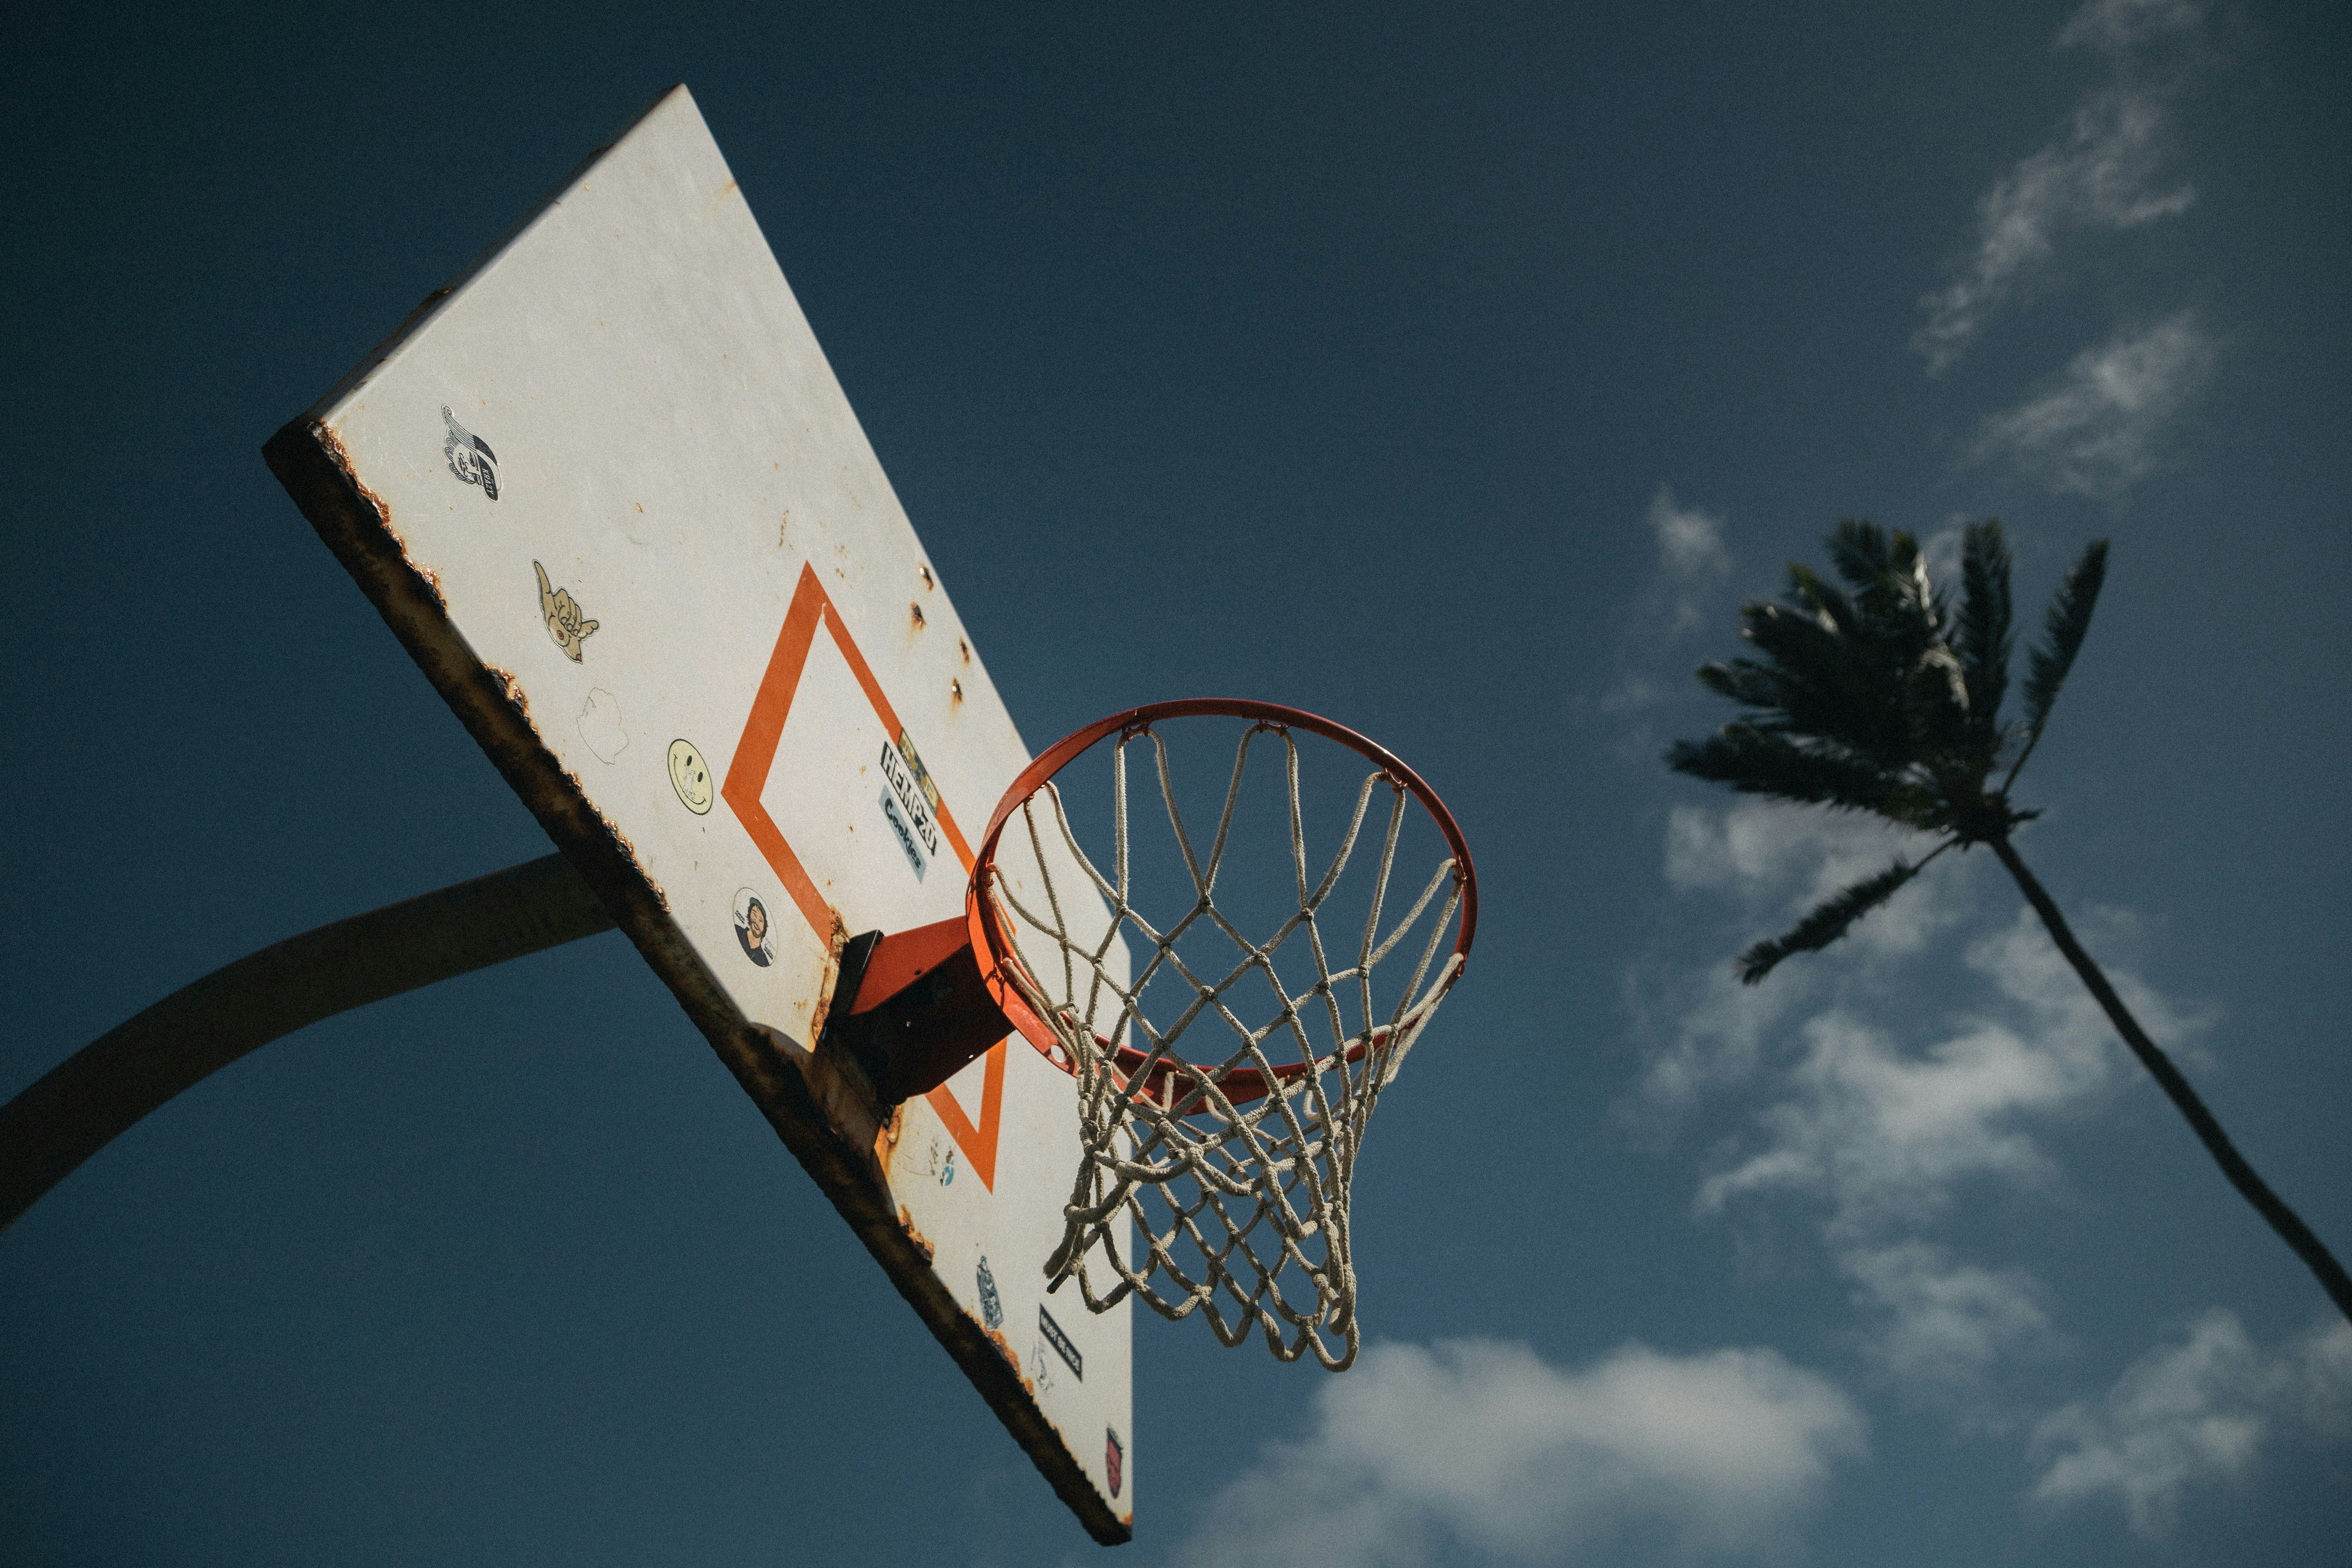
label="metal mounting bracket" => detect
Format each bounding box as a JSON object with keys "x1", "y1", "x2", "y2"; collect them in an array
[{"x1": 818, "y1": 917, "x2": 1013, "y2": 1104}]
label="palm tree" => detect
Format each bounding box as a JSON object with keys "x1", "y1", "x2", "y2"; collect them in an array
[{"x1": 1668, "y1": 519, "x2": 2350, "y2": 1323}]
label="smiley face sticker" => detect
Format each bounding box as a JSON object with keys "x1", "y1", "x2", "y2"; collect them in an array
[{"x1": 668, "y1": 738, "x2": 714, "y2": 814}]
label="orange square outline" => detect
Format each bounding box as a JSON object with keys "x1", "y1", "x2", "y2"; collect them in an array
[{"x1": 722, "y1": 561, "x2": 1003, "y2": 1188}]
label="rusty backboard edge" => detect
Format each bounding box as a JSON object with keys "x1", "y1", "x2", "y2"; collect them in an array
[{"x1": 261, "y1": 417, "x2": 1132, "y2": 1548}]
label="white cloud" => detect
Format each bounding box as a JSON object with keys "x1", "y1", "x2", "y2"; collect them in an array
[
  {"x1": 1919, "y1": 522, "x2": 1967, "y2": 598},
  {"x1": 2056, "y1": 0, "x2": 2203, "y2": 54},
  {"x1": 1695, "y1": 1005, "x2": 2102, "y2": 1233},
  {"x1": 2032, "y1": 1312, "x2": 2262, "y2": 1536},
  {"x1": 1663, "y1": 801, "x2": 1965, "y2": 975},
  {"x1": 1913, "y1": 0, "x2": 2202, "y2": 372},
  {"x1": 2027, "y1": 1309, "x2": 2352, "y2": 1537},
  {"x1": 1171, "y1": 1339, "x2": 1865, "y2": 1567},
  {"x1": 1601, "y1": 487, "x2": 1736, "y2": 747},
  {"x1": 1632, "y1": 961, "x2": 1801, "y2": 1111},
  {"x1": 1970, "y1": 890, "x2": 2217, "y2": 1069},
  {"x1": 2293, "y1": 1318, "x2": 2352, "y2": 1436},
  {"x1": 1647, "y1": 485, "x2": 1731, "y2": 583},
  {"x1": 1647, "y1": 807, "x2": 2233, "y2": 1414},
  {"x1": 1693, "y1": 906, "x2": 2217, "y2": 1239},
  {"x1": 1666, "y1": 802, "x2": 1940, "y2": 925},
  {"x1": 1841, "y1": 1243, "x2": 2057, "y2": 1397},
  {"x1": 1637, "y1": 803, "x2": 1959, "y2": 1113},
  {"x1": 1913, "y1": 95, "x2": 2192, "y2": 371},
  {"x1": 1972, "y1": 313, "x2": 2213, "y2": 497}
]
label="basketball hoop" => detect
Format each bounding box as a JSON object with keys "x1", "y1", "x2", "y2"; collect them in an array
[{"x1": 965, "y1": 700, "x2": 1478, "y2": 1370}]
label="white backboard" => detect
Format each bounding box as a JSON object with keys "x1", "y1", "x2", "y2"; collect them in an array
[{"x1": 265, "y1": 86, "x2": 1133, "y2": 1541}]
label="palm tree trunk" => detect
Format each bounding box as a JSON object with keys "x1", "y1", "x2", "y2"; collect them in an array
[{"x1": 1989, "y1": 836, "x2": 2352, "y2": 1323}]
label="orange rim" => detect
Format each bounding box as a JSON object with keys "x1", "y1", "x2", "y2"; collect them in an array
[{"x1": 965, "y1": 699, "x2": 1476, "y2": 1109}]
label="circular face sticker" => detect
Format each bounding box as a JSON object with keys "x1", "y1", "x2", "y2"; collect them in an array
[
  {"x1": 668, "y1": 738, "x2": 714, "y2": 814},
  {"x1": 732, "y1": 888, "x2": 775, "y2": 967}
]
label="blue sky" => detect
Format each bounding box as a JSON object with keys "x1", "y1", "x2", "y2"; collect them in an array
[{"x1": 3, "y1": 2, "x2": 2346, "y2": 1563}]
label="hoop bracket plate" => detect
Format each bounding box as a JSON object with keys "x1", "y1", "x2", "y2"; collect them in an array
[{"x1": 820, "y1": 918, "x2": 1014, "y2": 1104}]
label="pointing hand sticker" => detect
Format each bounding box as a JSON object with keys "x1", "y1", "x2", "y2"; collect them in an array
[
  {"x1": 534, "y1": 561, "x2": 600, "y2": 661},
  {"x1": 441, "y1": 406, "x2": 500, "y2": 499}
]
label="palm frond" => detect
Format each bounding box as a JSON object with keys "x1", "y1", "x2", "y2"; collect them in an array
[
  {"x1": 1888, "y1": 539, "x2": 1938, "y2": 637},
  {"x1": 1666, "y1": 725, "x2": 1903, "y2": 812},
  {"x1": 1902, "y1": 643, "x2": 1974, "y2": 757},
  {"x1": 1672, "y1": 523, "x2": 2081, "y2": 889},
  {"x1": 1817, "y1": 523, "x2": 1938, "y2": 660},
  {"x1": 1957, "y1": 521, "x2": 2013, "y2": 734},
  {"x1": 1825, "y1": 519, "x2": 1899, "y2": 592},
  {"x1": 1741, "y1": 601, "x2": 1919, "y2": 767},
  {"x1": 2014, "y1": 539, "x2": 2110, "y2": 775},
  {"x1": 1736, "y1": 856, "x2": 1927, "y2": 984},
  {"x1": 1830, "y1": 522, "x2": 1937, "y2": 646},
  {"x1": 1783, "y1": 564, "x2": 1856, "y2": 636},
  {"x1": 1695, "y1": 657, "x2": 1787, "y2": 710}
]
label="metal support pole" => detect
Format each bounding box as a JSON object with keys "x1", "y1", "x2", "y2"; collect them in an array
[{"x1": 0, "y1": 853, "x2": 615, "y2": 1235}]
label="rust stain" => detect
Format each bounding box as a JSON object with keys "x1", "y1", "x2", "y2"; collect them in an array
[
  {"x1": 876, "y1": 1101, "x2": 908, "y2": 1168},
  {"x1": 897, "y1": 1204, "x2": 936, "y2": 1263},
  {"x1": 982, "y1": 1324, "x2": 1027, "y2": 1387},
  {"x1": 598, "y1": 811, "x2": 666, "y2": 911},
  {"x1": 556, "y1": 759, "x2": 670, "y2": 913},
  {"x1": 312, "y1": 422, "x2": 360, "y2": 499},
  {"x1": 950, "y1": 679, "x2": 964, "y2": 706},
  {"x1": 804, "y1": 914, "x2": 850, "y2": 1047},
  {"x1": 313, "y1": 421, "x2": 446, "y2": 618},
  {"x1": 917, "y1": 564, "x2": 934, "y2": 590},
  {"x1": 957, "y1": 638, "x2": 970, "y2": 665},
  {"x1": 483, "y1": 663, "x2": 531, "y2": 719},
  {"x1": 801, "y1": 960, "x2": 890, "y2": 1187}
]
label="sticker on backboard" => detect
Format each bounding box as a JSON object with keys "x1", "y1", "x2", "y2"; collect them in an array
[
  {"x1": 578, "y1": 688, "x2": 627, "y2": 762},
  {"x1": 534, "y1": 561, "x2": 600, "y2": 661},
  {"x1": 732, "y1": 888, "x2": 775, "y2": 968},
  {"x1": 977, "y1": 1257, "x2": 1004, "y2": 1330},
  {"x1": 897, "y1": 729, "x2": 942, "y2": 810},
  {"x1": 1106, "y1": 1429, "x2": 1124, "y2": 1499},
  {"x1": 876, "y1": 728, "x2": 941, "y2": 880},
  {"x1": 440, "y1": 405, "x2": 499, "y2": 499},
  {"x1": 1032, "y1": 1318, "x2": 1068, "y2": 1394},
  {"x1": 877, "y1": 790, "x2": 928, "y2": 880},
  {"x1": 1039, "y1": 1304, "x2": 1083, "y2": 1381},
  {"x1": 667, "y1": 739, "x2": 713, "y2": 814}
]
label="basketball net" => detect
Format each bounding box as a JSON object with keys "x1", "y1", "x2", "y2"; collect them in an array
[{"x1": 981, "y1": 721, "x2": 1467, "y2": 1369}]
